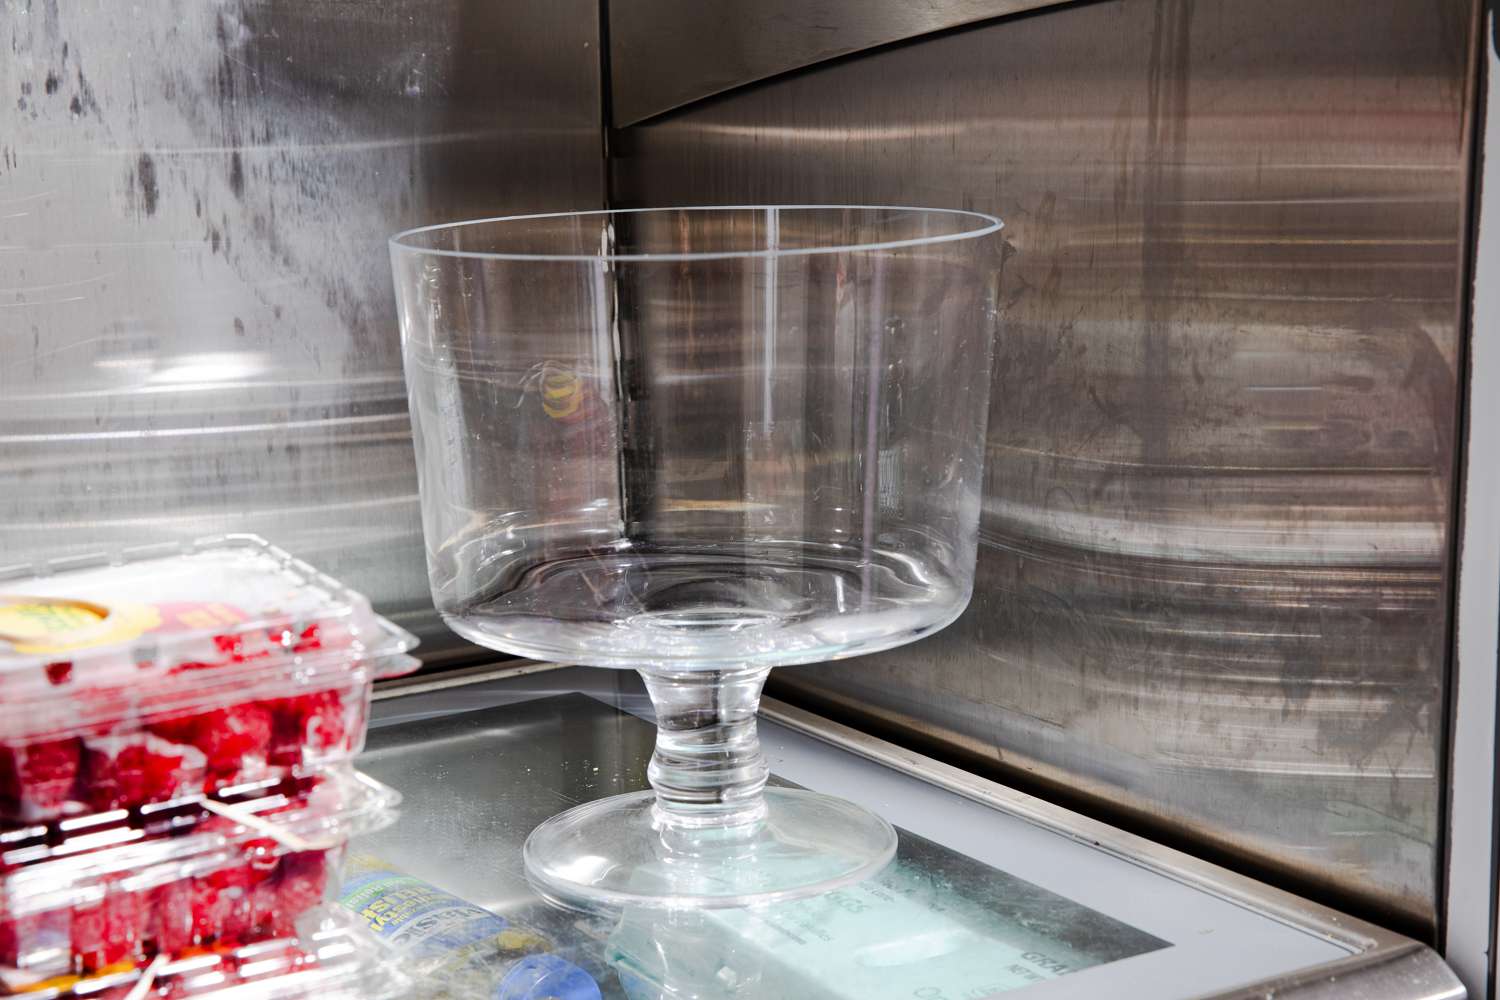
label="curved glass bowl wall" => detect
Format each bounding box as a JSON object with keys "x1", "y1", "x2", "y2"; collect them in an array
[{"x1": 392, "y1": 206, "x2": 1002, "y2": 909}]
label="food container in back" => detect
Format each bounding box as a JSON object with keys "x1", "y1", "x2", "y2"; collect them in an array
[
  {"x1": 0, "y1": 765, "x2": 400, "y2": 994},
  {"x1": 0, "y1": 535, "x2": 419, "y2": 827}
]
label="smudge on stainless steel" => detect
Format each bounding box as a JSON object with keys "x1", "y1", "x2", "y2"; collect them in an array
[{"x1": 0, "y1": 0, "x2": 604, "y2": 660}]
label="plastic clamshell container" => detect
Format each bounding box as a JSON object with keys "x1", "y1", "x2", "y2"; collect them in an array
[
  {"x1": 6, "y1": 908, "x2": 410, "y2": 999},
  {"x1": 0, "y1": 767, "x2": 400, "y2": 991},
  {"x1": 0, "y1": 536, "x2": 419, "y2": 825}
]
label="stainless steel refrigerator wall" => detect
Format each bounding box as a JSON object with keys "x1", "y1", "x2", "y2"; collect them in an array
[
  {"x1": 0, "y1": 0, "x2": 604, "y2": 657},
  {"x1": 608, "y1": 0, "x2": 1478, "y2": 934},
  {"x1": 2, "y1": 0, "x2": 1483, "y2": 962},
  {"x1": 607, "y1": 0, "x2": 1075, "y2": 126}
]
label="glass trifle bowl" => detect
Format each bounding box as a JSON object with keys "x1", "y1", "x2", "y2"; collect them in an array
[{"x1": 391, "y1": 206, "x2": 1002, "y2": 910}]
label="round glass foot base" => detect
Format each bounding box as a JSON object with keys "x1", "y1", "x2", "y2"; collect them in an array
[{"x1": 523, "y1": 787, "x2": 897, "y2": 911}]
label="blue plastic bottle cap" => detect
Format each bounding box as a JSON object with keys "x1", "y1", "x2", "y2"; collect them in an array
[{"x1": 494, "y1": 953, "x2": 604, "y2": 1000}]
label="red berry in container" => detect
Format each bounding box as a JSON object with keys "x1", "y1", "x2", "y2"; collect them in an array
[
  {"x1": 148, "y1": 703, "x2": 272, "y2": 791},
  {"x1": 268, "y1": 690, "x2": 350, "y2": 766},
  {"x1": 245, "y1": 838, "x2": 280, "y2": 881},
  {"x1": 73, "y1": 889, "x2": 149, "y2": 972},
  {"x1": 0, "y1": 912, "x2": 33, "y2": 969},
  {"x1": 266, "y1": 622, "x2": 325, "y2": 653},
  {"x1": 270, "y1": 851, "x2": 329, "y2": 936},
  {"x1": 211, "y1": 630, "x2": 276, "y2": 665},
  {"x1": 148, "y1": 878, "x2": 196, "y2": 956},
  {"x1": 293, "y1": 624, "x2": 322, "y2": 654},
  {"x1": 240, "y1": 837, "x2": 295, "y2": 938},
  {"x1": 0, "y1": 738, "x2": 82, "y2": 822},
  {"x1": 0, "y1": 910, "x2": 72, "y2": 978},
  {"x1": 79, "y1": 733, "x2": 206, "y2": 812},
  {"x1": 189, "y1": 865, "x2": 256, "y2": 947},
  {"x1": 250, "y1": 878, "x2": 294, "y2": 940}
]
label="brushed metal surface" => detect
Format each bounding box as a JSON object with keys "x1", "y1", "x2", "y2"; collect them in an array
[
  {"x1": 610, "y1": 0, "x2": 1477, "y2": 929},
  {"x1": 607, "y1": 0, "x2": 1073, "y2": 126},
  {"x1": 0, "y1": 0, "x2": 604, "y2": 659}
]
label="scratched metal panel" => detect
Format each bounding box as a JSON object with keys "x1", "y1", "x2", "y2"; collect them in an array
[
  {"x1": 610, "y1": 0, "x2": 1475, "y2": 929},
  {"x1": 0, "y1": 0, "x2": 603, "y2": 657}
]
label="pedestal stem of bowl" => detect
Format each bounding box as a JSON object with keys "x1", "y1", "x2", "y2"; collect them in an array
[{"x1": 638, "y1": 664, "x2": 772, "y2": 834}]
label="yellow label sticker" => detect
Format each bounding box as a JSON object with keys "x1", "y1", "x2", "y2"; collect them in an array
[
  {"x1": 541, "y1": 367, "x2": 583, "y2": 420},
  {"x1": 0, "y1": 600, "x2": 105, "y2": 640},
  {"x1": 0, "y1": 597, "x2": 161, "y2": 655}
]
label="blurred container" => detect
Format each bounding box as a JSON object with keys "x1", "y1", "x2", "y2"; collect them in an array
[{"x1": 339, "y1": 857, "x2": 603, "y2": 1000}]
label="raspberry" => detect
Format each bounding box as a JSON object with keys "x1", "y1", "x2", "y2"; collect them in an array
[
  {"x1": 73, "y1": 889, "x2": 148, "y2": 972},
  {"x1": 144, "y1": 714, "x2": 198, "y2": 748},
  {"x1": 272, "y1": 851, "x2": 328, "y2": 932},
  {"x1": 148, "y1": 703, "x2": 271, "y2": 790},
  {"x1": 292, "y1": 624, "x2": 322, "y2": 654},
  {"x1": 80, "y1": 734, "x2": 206, "y2": 812},
  {"x1": 245, "y1": 838, "x2": 280, "y2": 878},
  {"x1": 249, "y1": 878, "x2": 279, "y2": 939},
  {"x1": 212, "y1": 631, "x2": 276, "y2": 664},
  {"x1": 0, "y1": 913, "x2": 32, "y2": 968},
  {"x1": 267, "y1": 622, "x2": 326, "y2": 655},
  {"x1": 0, "y1": 911, "x2": 69, "y2": 977},
  {"x1": 250, "y1": 878, "x2": 295, "y2": 940},
  {"x1": 0, "y1": 738, "x2": 82, "y2": 822},
  {"x1": 171, "y1": 632, "x2": 272, "y2": 673},
  {"x1": 247, "y1": 849, "x2": 329, "y2": 940},
  {"x1": 189, "y1": 865, "x2": 255, "y2": 946},
  {"x1": 268, "y1": 691, "x2": 350, "y2": 766},
  {"x1": 148, "y1": 878, "x2": 195, "y2": 956}
]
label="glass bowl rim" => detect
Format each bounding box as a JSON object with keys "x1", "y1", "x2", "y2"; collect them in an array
[{"x1": 389, "y1": 204, "x2": 1003, "y2": 263}]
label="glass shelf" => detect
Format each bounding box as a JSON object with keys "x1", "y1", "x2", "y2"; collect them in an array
[{"x1": 356, "y1": 665, "x2": 1461, "y2": 1000}]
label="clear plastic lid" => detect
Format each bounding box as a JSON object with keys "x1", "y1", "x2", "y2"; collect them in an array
[
  {"x1": 0, "y1": 536, "x2": 419, "y2": 742},
  {"x1": 1, "y1": 768, "x2": 400, "y2": 920}
]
